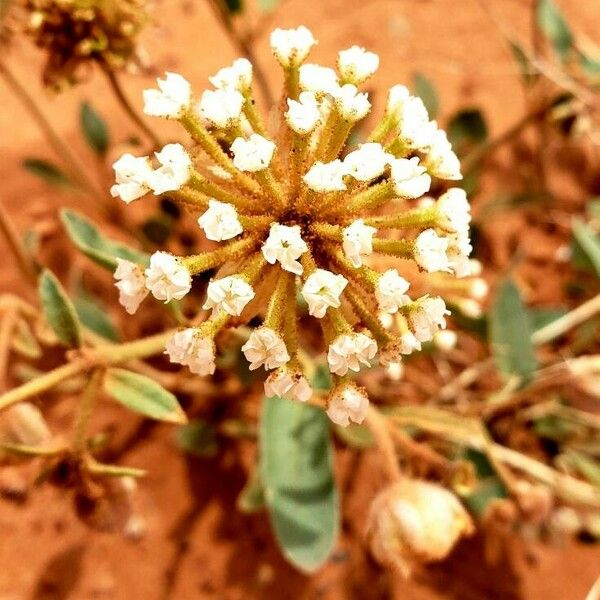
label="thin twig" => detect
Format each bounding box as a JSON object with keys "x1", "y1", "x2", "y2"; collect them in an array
[
  {"x1": 0, "y1": 196, "x2": 37, "y2": 284},
  {"x1": 365, "y1": 405, "x2": 402, "y2": 482},
  {"x1": 0, "y1": 310, "x2": 18, "y2": 392}
]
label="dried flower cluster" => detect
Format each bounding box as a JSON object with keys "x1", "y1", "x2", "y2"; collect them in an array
[{"x1": 111, "y1": 26, "x2": 474, "y2": 427}]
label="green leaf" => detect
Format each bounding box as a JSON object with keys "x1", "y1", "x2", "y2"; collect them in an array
[
  {"x1": 237, "y1": 469, "x2": 266, "y2": 513},
  {"x1": 224, "y1": 0, "x2": 242, "y2": 13},
  {"x1": 74, "y1": 287, "x2": 120, "y2": 342},
  {"x1": 579, "y1": 52, "x2": 600, "y2": 78},
  {"x1": 562, "y1": 452, "x2": 600, "y2": 486},
  {"x1": 103, "y1": 368, "x2": 187, "y2": 424},
  {"x1": 412, "y1": 72, "x2": 439, "y2": 119},
  {"x1": 11, "y1": 319, "x2": 42, "y2": 359},
  {"x1": 536, "y1": 0, "x2": 573, "y2": 61},
  {"x1": 61, "y1": 209, "x2": 149, "y2": 271},
  {"x1": 260, "y1": 396, "x2": 339, "y2": 573},
  {"x1": 38, "y1": 270, "x2": 82, "y2": 348},
  {"x1": 80, "y1": 101, "x2": 109, "y2": 155},
  {"x1": 462, "y1": 477, "x2": 507, "y2": 516},
  {"x1": 447, "y1": 108, "x2": 488, "y2": 154},
  {"x1": 174, "y1": 420, "x2": 218, "y2": 457},
  {"x1": 258, "y1": 0, "x2": 279, "y2": 11},
  {"x1": 488, "y1": 278, "x2": 538, "y2": 382},
  {"x1": 572, "y1": 219, "x2": 600, "y2": 278},
  {"x1": 22, "y1": 158, "x2": 72, "y2": 188},
  {"x1": 333, "y1": 423, "x2": 374, "y2": 449},
  {"x1": 529, "y1": 307, "x2": 568, "y2": 333},
  {"x1": 509, "y1": 42, "x2": 536, "y2": 85}
]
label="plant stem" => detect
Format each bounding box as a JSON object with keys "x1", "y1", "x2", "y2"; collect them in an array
[
  {"x1": 0, "y1": 196, "x2": 37, "y2": 284},
  {"x1": 365, "y1": 405, "x2": 402, "y2": 482},
  {"x1": 0, "y1": 310, "x2": 18, "y2": 392},
  {"x1": 71, "y1": 368, "x2": 103, "y2": 455}
]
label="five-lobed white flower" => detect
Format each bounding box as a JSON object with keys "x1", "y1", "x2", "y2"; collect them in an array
[
  {"x1": 144, "y1": 251, "x2": 192, "y2": 302},
  {"x1": 285, "y1": 91, "x2": 321, "y2": 135},
  {"x1": 327, "y1": 332, "x2": 378, "y2": 376},
  {"x1": 337, "y1": 46, "x2": 379, "y2": 85},
  {"x1": 390, "y1": 157, "x2": 432, "y2": 198},
  {"x1": 376, "y1": 269, "x2": 411, "y2": 314},
  {"x1": 399, "y1": 331, "x2": 422, "y2": 354},
  {"x1": 146, "y1": 143, "x2": 192, "y2": 195},
  {"x1": 342, "y1": 219, "x2": 377, "y2": 268},
  {"x1": 436, "y1": 188, "x2": 471, "y2": 235},
  {"x1": 409, "y1": 297, "x2": 450, "y2": 343},
  {"x1": 143, "y1": 72, "x2": 192, "y2": 119},
  {"x1": 326, "y1": 383, "x2": 369, "y2": 426},
  {"x1": 303, "y1": 159, "x2": 349, "y2": 192},
  {"x1": 165, "y1": 328, "x2": 216, "y2": 376},
  {"x1": 299, "y1": 64, "x2": 339, "y2": 95},
  {"x1": 424, "y1": 129, "x2": 462, "y2": 180},
  {"x1": 110, "y1": 154, "x2": 153, "y2": 203},
  {"x1": 231, "y1": 134, "x2": 276, "y2": 172},
  {"x1": 301, "y1": 268, "x2": 348, "y2": 318},
  {"x1": 414, "y1": 229, "x2": 451, "y2": 273},
  {"x1": 262, "y1": 223, "x2": 308, "y2": 275},
  {"x1": 198, "y1": 88, "x2": 244, "y2": 129},
  {"x1": 270, "y1": 26, "x2": 316, "y2": 68},
  {"x1": 333, "y1": 84, "x2": 371, "y2": 122},
  {"x1": 113, "y1": 258, "x2": 148, "y2": 315},
  {"x1": 242, "y1": 327, "x2": 290, "y2": 371},
  {"x1": 202, "y1": 275, "x2": 255, "y2": 317},
  {"x1": 343, "y1": 143, "x2": 392, "y2": 182},
  {"x1": 197, "y1": 199, "x2": 243, "y2": 242},
  {"x1": 208, "y1": 58, "x2": 252, "y2": 92},
  {"x1": 386, "y1": 84, "x2": 410, "y2": 118},
  {"x1": 264, "y1": 368, "x2": 312, "y2": 403}
]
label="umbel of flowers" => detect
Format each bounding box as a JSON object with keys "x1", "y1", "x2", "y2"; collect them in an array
[{"x1": 111, "y1": 26, "x2": 473, "y2": 427}]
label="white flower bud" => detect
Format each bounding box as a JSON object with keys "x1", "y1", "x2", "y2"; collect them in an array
[
  {"x1": 386, "y1": 84, "x2": 410, "y2": 117},
  {"x1": 447, "y1": 234, "x2": 473, "y2": 277},
  {"x1": 424, "y1": 129, "x2": 462, "y2": 180},
  {"x1": 342, "y1": 219, "x2": 377, "y2": 268},
  {"x1": 270, "y1": 26, "x2": 316, "y2": 68},
  {"x1": 242, "y1": 327, "x2": 290, "y2": 371},
  {"x1": 376, "y1": 269, "x2": 411, "y2": 314},
  {"x1": 436, "y1": 188, "x2": 471, "y2": 235},
  {"x1": 261, "y1": 223, "x2": 308, "y2": 275},
  {"x1": 337, "y1": 46, "x2": 379, "y2": 84},
  {"x1": 303, "y1": 159, "x2": 349, "y2": 192},
  {"x1": 208, "y1": 58, "x2": 252, "y2": 91},
  {"x1": 326, "y1": 382, "x2": 369, "y2": 427},
  {"x1": 399, "y1": 331, "x2": 422, "y2": 355},
  {"x1": 110, "y1": 154, "x2": 153, "y2": 204},
  {"x1": 390, "y1": 157, "x2": 431, "y2": 199},
  {"x1": 203, "y1": 275, "x2": 255, "y2": 316},
  {"x1": 197, "y1": 199, "x2": 243, "y2": 242},
  {"x1": 285, "y1": 91, "x2": 321, "y2": 135},
  {"x1": 144, "y1": 252, "x2": 192, "y2": 302},
  {"x1": 198, "y1": 88, "x2": 244, "y2": 128},
  {"x1": 333, "y1": 83, "x2": 371, "y2": 122},
  {"x1": 386, "y1": 361, "x2": 404, "y2": 381},
  {"x1": 0, "y1": 403, "x2": 51, "y2": 446},
  {"x1": 114, "y1": 258, "x2": 149, "y2": 315},
  {"x1": 143, "y1": 72, "x2": 192, "y2": 119},
  {"x1": 231, "y1": 134, "x2": 276, "y2": 172},
  {"x1": 327, "y1": 332, "x2": 377, "y2": 376},
  {"x1": 396, "y1": 97, "x2": 434, "y2": 149},
  {"x1": 301, "y1": 269, "x2": 348, "y2": 318},
  {"x1": 165, "y1": 329, "x2": 216, "y2": 376},
  {"x1": 299, "y1": 64, "x2": 339, "y2": 95},
  {"x1": 409, "y1": 297, "x2": 449, "y2": 343},
  {"x1": 343, "y1": 143, "x2": 392, "y2": 182},
  {"x1": 414, "y1": 229, "x2": 451, "y2": 272},
  {"x1": 264, "y1": 368, "x2": 312, "y2": 403},
  {"x1": 433, "y1": 329, "x2": 458, "y2": 351},
  {"x1": 146, "y1": 143, "x2": 192, "y2": 195}
]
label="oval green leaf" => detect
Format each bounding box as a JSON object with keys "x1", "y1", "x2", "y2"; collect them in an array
[
  {"x1": 23, "y1": 158, "x2": 72, "y2": 188},
  {"x1": 103, "y1": 368, "x2": 187, "y2": 424},
  {"x1": 536, "y1": 0, "x2": 573, "y2": 62},
  {"x1": 38, "y1": 270, "x2": 82, "y2": 348},
  {"x1": 260, "y1": 396, "x2": 339, "y2": 573},
  {"x1": 80, "y1": 101, "x2": 109, "y2": 155},
  {"x1": 412, "y1": 72, "x2": 439, "y2": 118}
]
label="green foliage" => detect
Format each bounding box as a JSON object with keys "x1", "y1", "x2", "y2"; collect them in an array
[
  {"x1": 174, "y1": 420, "x2": 218, "y2": 457},
  {"x1": 103, "y1": 368, "x2": 187, "y2": 424},
  {"x1": 459, "y1": 449, "x2": 507, "y2": 516},
  {"x1": 80, "y1": 101, "x2": 109, "y2": 155},
  {"x1": 447, "y1": 108, "x2": 488, "y2": 154},
  {"x1": 22, "y1": 158, "x2": 72, "y2": 188},
  {"x1": 74, "y1": 287, "x2": 120, "y2": 342},
  {"x1": 11, "y1": 319, "x2": 42, "y2": 359},
  {"x1": 333, "y1": 423, "x2": 374, "y2": 449},
  {"x1": 237, "y1": 469, "x2": 266, "y2": 513},
  {"x1": 489, "y1": 278, "x2": 538, "y2": 382},
  {"x1": 61, "y1": 209, "x2": 149, "y2": 271},
  {"x1": 509, "y1": 42, "x2": 536, "y2": 85},
  {"x1": 572, "y1": 220, "x2": 600, "y2": 278},
  {"x1": 536, "y1": 0, "x2": 573, "y2": 62},
  {"x1": 412, "y1": 72, "x2": 439, "y2": 119},
  {"x1": 258, "y1": 0, "x2": 279, "y2": 10},
  {"x1": 224, "y1": 0, "x2": 242, "y2": 13},
  {"x1": 38, "y1": 270, "x2": 82, "y2": 348},
  {"x1": 260, "y1": 396, "x2": 339, "y2": 573},
  {"x1": 529, "y1": 307, "x2": 568, "y2": 332}
]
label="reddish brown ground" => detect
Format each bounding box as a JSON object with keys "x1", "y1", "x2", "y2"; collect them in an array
[{"x1": 1, "y1": 0, "x2": 600, "y2": 598}]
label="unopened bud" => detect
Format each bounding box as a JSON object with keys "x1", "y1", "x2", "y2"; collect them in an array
[
  {"x1": 433, "y1": 330, "x2": 457, "y2": 352},
  {"x1": 468, "y1": 278, "x2": 488, "y2": 300},
  {"x1": 456, "y1": 298, "x2": 483, "y2": 319},
  {"x1": 0, "y1": 403, "x2": 51, "y2": 446},
  {"x1": 386, "y1": 362, "x2": 404, "y2": 381}
]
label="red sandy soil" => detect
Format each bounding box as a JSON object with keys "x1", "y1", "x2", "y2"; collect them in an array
[{"x1": 1, "y1": 0, "x2": 600, "y2": 598}]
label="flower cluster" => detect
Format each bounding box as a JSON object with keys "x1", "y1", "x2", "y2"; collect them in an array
[{"x1": 111, "y1": 26, "x2": 474, "y2": 427}]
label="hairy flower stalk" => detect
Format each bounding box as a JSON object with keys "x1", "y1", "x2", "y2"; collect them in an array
[{"x1": 111, "y1": 26, "x2": 473, "y2": 426}]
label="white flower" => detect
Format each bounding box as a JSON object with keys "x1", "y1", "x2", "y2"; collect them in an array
[
  {"x1": 390, "y1": 157, "x2": 431, "y2": 199},
  {"x1": 327, "y1": 332, "x2": 377, "y2": 376},
  {"x1": 198, "y1": 88, "x2": 244, "y2": 128},
  {"x1": 399, "y1": 331, "x2": 422, "y2": 354},
  {"x1": 342, "y1": 219, "x2": 377, "y2": 268},
  {"x1": 301, "y1": 269, "x2": 348, "y2": 318},
  {"x1": 143, "y1": 72, "x2": 191, "y2": 119},
  {"x1": 262, "y1": 223, "x2": 308, "y2": 275},
  {"x1": 208, "y1": 58, "x2": 252, "y2": 91},
  {"x1": 397, "y1": 97, "x2": 434, "y2": 149},
  {"x1": 203, "y1": 275, "x2": 255, "y2": 316},
  {"x1": 231, "y1": 134, "x2": 276, "y2": 172},
  {"x1": 165, "y1": 329, "x2": 216, "y2": 376},
  {"x1": 469, "y1": 278, "x2": 489, "y2": 300},
  {"x1": 270, "y1": 26, "x2": 316, "y2": 68},
  {"x1": 409, "y1": 297, "x2": 450, "y2": 342},
  {"x1": 144, "y1": 252, "x2": 192, "y2": 302},
  {"x1": 114, "y1": 258, "x2": 148, "y2": 315},
  {"x1": 242, "y1": 327, "x2": 290, "y2": 371},
  {"x1": 110, "y1": 154, "x2": 153, "y2": 203},
  {"x1": 333, "y1": 84, "x2": 370, "y2": 122},
  {"x1": 434, "y1": 330, "x2": 458, "y2": 351},
  {"x1": 146, "y1": 143, "x2": 192, "y2": 195},
  {"x1": 326, "y1": 383, "x2": 369, "y2": 426},
  {"x1": 343, "y1": 143, "x2": 392, "y2": 182},
  {"x1": 437, "y1": 188, "x2": 471, "y2": 235},
  {"x1": 424, "y1": 129, "x2": 462, "y2": 180},
  {"x1": 299, "y1": 64, "x2": 339, "y2": 95},
  {"x1": 447, "y1": 234, "x2": 473, "y2": 277},
  {"x1": 264, "y1": 369, "x2": 312, "y2": 402},
  {"x1": 197, "y1": 199, "x2": 243, "y2": 242},
  {"x1": 285, "y1": 91, "x2": 321, "y2": 135},
  {"x1": 376, "y1": 269, "x2": 411, "y2": 314},
  {"x1": 386, "y1": 84, "x2": 410, "y2": 117},
  {"x1": 414, "y1": 229, "x2": 451, "y2": 272},
  {"x1": 386, "y1": 362, "x2": 404, "y2": 381},
  {"x1": 303, "y1": 159, "x2": 349, "y2": 192},
  {"x1": 337, "y1": 46, "x2": 379, "y2": 84}
]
